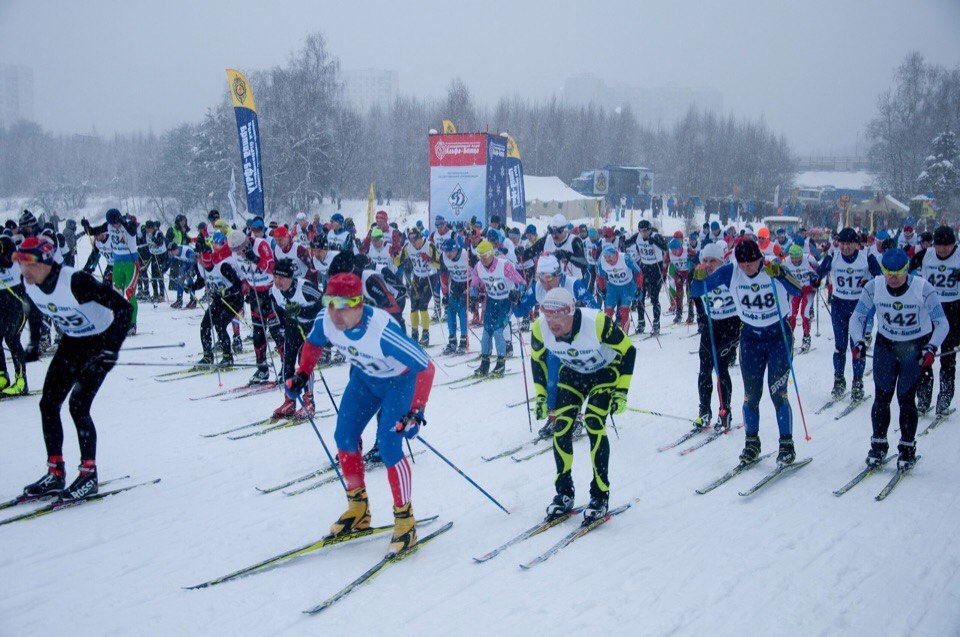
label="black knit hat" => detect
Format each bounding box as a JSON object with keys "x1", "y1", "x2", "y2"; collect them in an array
[
  {"x1": 933, "y1": 225, "x2": 956, "y2": 246},
  {"x1": 734, "y1": 239, "x2": 763, "y2": 263},
  {"x1": 18, "y1": 209, "x2": 37, "y2": 228},
  {"x1": 273, "y1": 258, "x2": 295, "y2": 279}
]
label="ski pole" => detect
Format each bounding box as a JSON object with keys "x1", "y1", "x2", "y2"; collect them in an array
[
  {"x1": 701, "y1": 288, "x2": 728, "y2": 426},
  {"x1": 513, "y1": 320, "x2": 534, "y2": 433},
  {"x1": 293, "y1": 393, "x2": 346, "y2": 491},
  {"x1": 771, "y1": 275, "x2": 812, "y2": 442},
  {"x1": 121, "y1": 342, "x2": 186, "y2": 352},
  {"x1": 627, "y1": 407, "x2": 704, "y2": 425},
  {"x1": 415, "y1": 435, "x2": 510, "y2": 515},
  {"x1": 194, "y1": 295, "x2": 223, "y2": 387},
  {"x1": 814, "y1": 287, "x2": 820, "y2": 337},
  {"x1": 609, "y1": 411, "x2": 620, "y2": 439}
]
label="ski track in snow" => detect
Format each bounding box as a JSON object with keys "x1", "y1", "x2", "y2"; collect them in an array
[{"x1": 2, "y1": 221, "x2": 960, "y2": 636}]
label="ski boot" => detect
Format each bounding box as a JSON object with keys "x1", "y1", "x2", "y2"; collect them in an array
[
  {"x1": 473, "y1": 355, "x2": 491, "y2": 377},
  {"x1": 127, "y1": 323, "x2": 137, "y2": 336},
  {"x1": 273, "y1": 396, "x2": 297, "y2": 418},
  {"x1": 419, "y1": 329, "x2": 429, "y2": 347},
  {"x1": 777, "y1": 435, "x2": 796, "y2": 466},
  {"x1": 865, "y1": 437, "x2": 889, "y2": 468},
  {"x1": 739, "y1": 434, "x2": 761, "y2": 464},
  {"x1": 329, "y1": 487, "x2": 371, "y2": 537},
  {"x1": 410, "y1": 327, "x2": 419, "y2": 343},
  {"x1": 442, "y1": 338, "x2": 457, "y2": 355},
  {"x1": 520, "y1": 317, "x2": 530, "y2": 332},
  {"x1": 233, "y1": 334, "x2": 244, "y2": 353},
  {"x1": 184, "y1": 298, "x2": 197, "y2": 310},
  {"x1": 24, "y1": 342, "x2": 40, "y2": 363},
  {"x1": 198, "y1": 351, "x2": 215, "y2": 366},
  {"x1": 388, "y1": 502, "x2": 417, "y2": 554},
  {"x1": 672, "y1": 314, "x2": 682, "y2": 325},
  {"x1": 299, "y1": 393, "x2": 315, "y2": 416},
  {"x1": 505, "y1": 341, "x2": 514, "y2": 357},
  {"x1": 170, "y1": 298, "x2": 183, "y2": 309},
  {"x1": 456, "y1": 336, "x2": 467, "y2": 354},
  {"x1": 545, "y1": 493, "x2": 574, "y2": 521},
  {"x1": 714, "y1": 410, "x2": 732, "y2": 432},
  {"x1": 363, "y1": 442, "x2": 382, "y2": 465},
  {"x1": 635, "y1": 323, "x2": 645, "y2": 335},
  {"x1": 491, "y1": 356, "x2": 506, "y2": 378},
  {"x1": 851, "y1": 378, "x2": 865, "y2": 402},
  {"x1": 59, "y1": 461, "x2": 98, "y2": 501},
  {"x1": 583, "y1": 494, "x2": 609, "y2": 523},
  {"x1": 831, "y1": 375, "x2": 846, "y2": 400},
  {"x1": 696, "y1": 411, "x2": 712, "y2": 430},
  {"x1": 0, "y1": 371, "x2": 8, "y2": 391},
  {"x1": 219, "y1": 351, "x2": 234, "y2": 367},
  {"x1": 800, "y1": 335, "x2": 811, "y2": 353},
  {"x1": 249, "y1": 365, "x2": 271, "y2": 384},
  {"x1": 537, "y1": 415, "x2": 560, "y2": 440},
  {"x1": 1, "y1": 374, "x2": 26, "y2": 396},
  {"x1": 650, "y1": 323, "x2": 660, "y2": 336},
  {"x1": 685, "y1": 314, "x2": 695, "y2": 325},
  {"x1": 897, "y1": 440, "x2": 917, "y2": 471},
  {"x1": 22, "y1": 457, "x2": 65, "y2": 497}
]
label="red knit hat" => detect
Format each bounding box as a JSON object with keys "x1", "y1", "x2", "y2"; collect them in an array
[
  {"x1": 273, "y1": 226, "x2": 289, "y2": 239},
  {"x1": 325, "y1": 272, "x2": 363, "y2": 300}
]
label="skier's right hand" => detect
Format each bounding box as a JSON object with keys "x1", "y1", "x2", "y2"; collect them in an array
[
  {"x1": 692, "y1": 265, "x2": 707, "y2": 281},
  {"x1": 534, "y1": 395, "x2": 549, "y2": 420},
  {"x1": 285, "y1": 372, "x2": 309, "y2": 398},
  {"x1": 851, "y1": 341, "x2": 867, "y2": 360}
]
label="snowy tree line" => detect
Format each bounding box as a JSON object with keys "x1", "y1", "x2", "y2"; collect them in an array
[
  {"x1": 1, "y1": 33, "x2": 798, "y2": 220},
  {"x1": 868, "y1": 52, "x2": 960, "y2": 208}
]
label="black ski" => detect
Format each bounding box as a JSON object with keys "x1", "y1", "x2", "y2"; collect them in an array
[
  {"x1": 738, "y1": 457, "x2": 813, "y2": 497},
  {"x1": 695, "y1": 452, "x2": 776, "y2": 494},
  {"x1": 832, "y1": 455, "x2": 897, "y2": 496},
  {"x1": 875, "y1": 457, "x2": 920, "y2": 501},
  {"x1": 473, "y1": 506, "x2": 586, "y2": 563},
  {"x1": 657, "y1": 425, "x2": 710, "y2": 452},
  {"x1": 815, "y1": 393, "x2": 846, "y2": 415},
  {"x1": 186, "y1": 515, "x2": 440, "y2": 589},
  {"x1": 449, "y1": 371, "x2": 520, "y2": 389},
  {"x1": 518, "y1": 498, "x2": 638, "y2": 569},
  {"x1": 0, "y1": 475, "x2": 130, "y2": 512},
  {"x1": 303, "y1": 521, "x2": 454, "y2": 615},
  {"x1": 919, "y1": 408, "x2": 955, "y2": 436},
  {"x1": 678, "y1": 424, "x2": 744, "y2": 455},
  {"x1": 0, "y1": 479, "x2": 161, "y2": 527},
  {"x1": 834, "y1": 395, "x2": 871, "y2": 420}
]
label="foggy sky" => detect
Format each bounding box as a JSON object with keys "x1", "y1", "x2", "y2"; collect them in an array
[{"x1": 1, "y1": 0, "x2": 958, "y2": 155}]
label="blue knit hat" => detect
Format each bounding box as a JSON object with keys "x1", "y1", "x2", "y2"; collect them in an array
[{"x1": 881, "y1": 248, "x2": 909, "y2": 273}]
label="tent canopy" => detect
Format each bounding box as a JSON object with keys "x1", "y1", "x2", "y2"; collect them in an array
[
  {"x1": 850, "y1": 193, "x2": 908, "y2": 215},
  {"x1": 524, "y1": 176, "x2": 596, "y2": 203}
]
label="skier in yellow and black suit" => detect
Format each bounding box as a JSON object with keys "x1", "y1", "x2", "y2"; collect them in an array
[
  {"x1": 396, "y1": 228, "x2": 441, "y2": 346},
  {"x1": 531, "y1": 286, "x2": 635, "y2": 523}
]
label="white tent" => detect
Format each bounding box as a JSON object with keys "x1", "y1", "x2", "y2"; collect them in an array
[
  {"x1": 849, "y1": 193, "x2": 908, "y2": 215},
  {"x1": 524, "y1": 175, "x2": 601, "y2": 222}
]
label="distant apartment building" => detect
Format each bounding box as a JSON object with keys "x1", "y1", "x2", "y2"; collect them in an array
[
  {"x1": 341, "y1": 68, "x2": 399, "y2": 112},
  {"x1": 0, "y1": 63, "x2": 34, "y2": 127},
  {"x1": 563, "y1": 74, "x2": 722, "y2": 126}
]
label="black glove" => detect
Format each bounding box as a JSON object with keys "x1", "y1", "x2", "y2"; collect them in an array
[
  {"x1": 244, "y1": 247, "x2": 258, "y2": 263},
  {"x1": 80, "y1": 218, "x2": 90, "y2": 230},
  {"x1": 285, "y1": 302, "x2": 302, "y2": 318},
  {"x1": 851, "y1": 341, "x2": 867, "y2": 361},
  {"x1": 285, "y1": 372, "x2": 309, "y2": 398},
  {"x1": 508, "y1": 288, "x2": 522, "y2": 304}
]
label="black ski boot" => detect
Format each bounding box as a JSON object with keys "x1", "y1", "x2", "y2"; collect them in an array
[
  {"x1": 571, "y1": 412, "x2": 584, "y2": 437},
  {"x1": 233, "y1": 334, "x2": 244, "y2": 353},
  {"x1": 583, "y1": 494, "x2": 609, "y2": 523},
  {"x1": 23, "y1": 459, "x2": 66, "y2": 497},
  {"x1": 897, "y1": 440, "x2": 917, "y2": 471},
  {"x1": 545, "y1": 494, "x2": 574, "y2": 521},
  {"x1": 24, "y1": 342, "x2": 40, "y2": 363},
  {"x1": 505, "y1": 341, "x2": 514, "y2": 357},
  {"x1": 442, "y1": 338, "x2": 457, "y2": 355},
  {"x1": 249, "y1": 364, "x2": 271, "y2": 384},
  {"x1": 800, "y1": 335, "x2": 811, "y2": 353},
  {"x1": 537, "y1": 416, "x2": 560, "y2": 440},
  {"x1": 419, "y1": 328, "x2": 429, "y2": 347},
  {"x1": 219, "y1": 351, "x2": 234, "y2": 367},
  {"x1": 714, "y1": 410, "x2": 732, "y2": 432},
  {"x1": 491, "y1": 356, "x2": 506, "y2": 377},
  {"x1": 473, "y1": 355, "x2": 491, "y2": 377},
  {"x1": 777, "y1": 435, "x2": 796, "y2": 465},
  {"x1": 851, "y1": 379, "x2": 865, "y2": 402},
  {"x1": 831, "y1": 375, "x2": 846, "y2": 400},
  {"x1": 739, "y1": 434, "x2": 761, "y2": 464},
  {"x1": 697, "y1": 410, "x2": 712, "y2": 429},
  {"x1": 410, "y1": 327, "x2": 419, "y2": 343},
  {"x1": 865, "y1": 437, "x2": 889, "y2": 468},
  {"x1": 59, "y1": 461, "x2": 98, "y2": 501},
  {"x1": 520, "y1": 317, "x2": 530, "y2": 332},
  {"x1": 456, "y1": 336, "x2": 467, "y2": 354},
  {"x1": 198, "y1": 351, "x2": 215, "y2": 366},
  {"x1": 363, "y1": 442, "x2": 382, "y2": 466}
]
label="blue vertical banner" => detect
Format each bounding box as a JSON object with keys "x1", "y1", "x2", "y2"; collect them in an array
[
  {"x1": 486, "y1": 135, "x2": 507, "y2": 225},
  {"x1": 226, "y1": 69, "x2": 265, "y2": 219},
  {"x1": 504, "y1": 134, "x2": 526, "y2": 224}
]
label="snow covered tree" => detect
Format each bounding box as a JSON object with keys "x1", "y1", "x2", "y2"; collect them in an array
[{"x1": 917, "y1": 131, "x2": 960, "y2": 208}]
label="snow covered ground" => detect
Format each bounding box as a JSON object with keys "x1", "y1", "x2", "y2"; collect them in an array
[{"x1": 2, "y1": 243, "x2": 960, "y2": 636}]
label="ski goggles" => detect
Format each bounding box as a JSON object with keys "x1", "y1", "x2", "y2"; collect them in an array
[
  {"x1": 537, "y1": 272, "x2": 559, "y2": 282},
  {"x1": 548, "y1": 227, "x2": 566, "y2": 236},
  {"x1": 322, "y1": 294, "x2": 363, "y2": 309},
  {"x1": 540, "y1": 303, "x2": 573, "y2": 317},
  {"x1": 880, "y1": 263, "x2": 909, "y2": 276}
]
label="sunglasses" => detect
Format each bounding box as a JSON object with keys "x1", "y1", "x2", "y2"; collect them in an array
[
  {"x1": 549, "y1": 228, "x2": 565, "y2": 235},
  {"x1": 323, "y1": 294, "x2": 363, "y2": 309}
]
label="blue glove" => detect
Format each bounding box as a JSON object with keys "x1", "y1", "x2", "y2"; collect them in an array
[{"x1": 395, "y1": 408, "x2": 425, "y2": 440}]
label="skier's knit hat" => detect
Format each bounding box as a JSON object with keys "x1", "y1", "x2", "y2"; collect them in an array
[
  {"x1": 710, "y1": 221, "x2": 721, "y2": 231},
  {"x1": 601, "y1": 244, "x2": 618, "y2": 256},
  {"x1": 227, "y1": 229, "x2": 247, "y2": 250},
  {"x1": 933, "y1": 225, "x2": 956, "y2": 246},
  {"x1": 837, "y1": 227, "x2": 858, "y2": 243},
  {"x1": 371, "y1": 228, "x2": 384, "y2": 240},
  {"x1": 734, "y1": 239, "x2": 763, "y2": 263},
  {"x1": 273, "y1": 226, "x2": 289, "y2": 239},
  {"x1": 325, "y1": 272, "x2": 363, "y2": 300},
  {"x1": 105, "y1": 208, "x2": 123, "y2": 224},
  {"x1": 700, "y1": 242, "x2": 726, "y2": 262},
  {"x1": 13, "y1": 236, "x2": 56, "y2": 265},
  {"x1": 273, "y1": 258, "x2": 295, "y2": 279},
  {"x1": 476, "y1": 240, "x2": 494, "y2": 256},
  {"x1": 788, "y1": 244, "x2": 803, "y2": 257},
  {"x1": 331, "y1": 213, "x2": 344, "y2": 224},
  {"x1": 536, "y1": 254, "x2": 561, "y2": 275},
  {"x1": 541, "y1": 287, "x2": 575, "y2": 314},
  {"x1": 18, "y1": 209, "x2": 37, "y2": 229},
  {"x1": 881, "y1": 248, "x2": 910, "y2": 274}
]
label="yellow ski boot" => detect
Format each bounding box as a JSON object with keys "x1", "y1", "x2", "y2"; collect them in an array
[
  {"x1": 328, "y1": 487, "x2": 370, "y2": 537},
  {"x1": 388, "y1": 502, "x2": 417, "y2": 555}
]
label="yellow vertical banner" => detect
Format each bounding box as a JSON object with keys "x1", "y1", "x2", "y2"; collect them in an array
[
  {"x1": 630, "y1": 208, "x2": 635, "y2": 231},
  {"x1": 442, "y1": 119, "x2": 457, "y2": 134},
  {"x1": 367, "y1": 183, "x2": 375, "y2": 230},
  {"x1": 595, "y1": 200, "x2": 601, "y2": 229}
]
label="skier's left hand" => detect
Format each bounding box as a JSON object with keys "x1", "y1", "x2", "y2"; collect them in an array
[
  {"x1": 763, "y1": 260, "x2": 781, "y2": 277},
  {"x1": 851, "y1": 341, "x2": 867, "y2": 360},
  {"x1": 920, "y1": 344, "x2": 936, "y2": 367},
  {"x1": 611, "y1": 390, "x2": 628, "y2": 415},
  {"x1": 396, "y1": 408, "x2": 425, "y2": 439}
]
